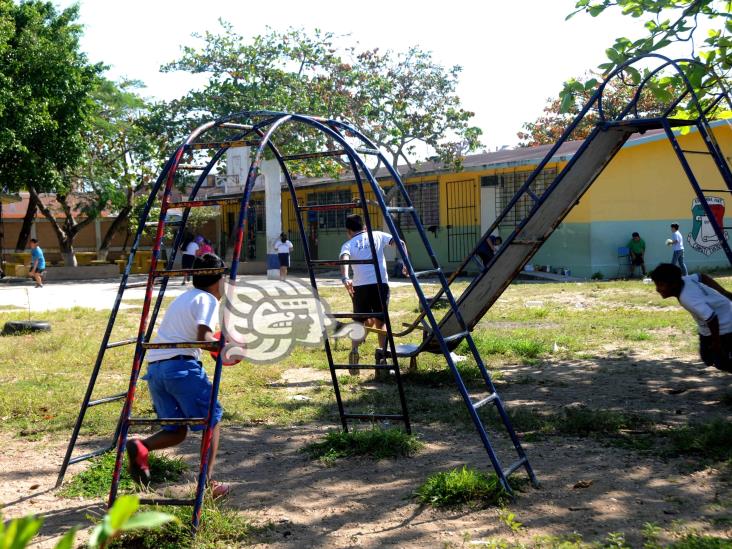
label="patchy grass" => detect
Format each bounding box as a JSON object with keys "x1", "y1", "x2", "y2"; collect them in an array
[
  {"x1": 414, "y1": 466, "x2": 513, "y2": 509},
  {"x1": 107, "y1": 499, "x2": 271, "y2": 548},
  {"x1": 303, "y1": 427, "x2": 422, "y2": 465},
  {"x1": 557, "y1": 406, "x2": 654, "y2": 437},
  {"x1": 665, "y1": 419, "x2": 732, "y2": 461},
  {"x1": 669, "y1": 534, "x2": 732, "y2": 548},
  {"x1": 59, "y1": 451, "x2": 187, "y2": 498}
]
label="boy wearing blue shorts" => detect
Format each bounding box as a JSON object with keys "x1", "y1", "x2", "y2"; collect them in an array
[{"x1": 126, "y1": 253, "x2": 229, "y2": 496}]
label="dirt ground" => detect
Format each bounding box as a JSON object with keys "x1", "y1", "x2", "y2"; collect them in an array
[{"x1": 2, "y1": 346, "x2": 731, "y2": 548}]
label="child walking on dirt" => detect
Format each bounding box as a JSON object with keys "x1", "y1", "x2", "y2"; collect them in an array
[
  {"x1": 650, "y1": 263, "x2": 732, "y2": 374},
  {"x1": 126, "y1": 253, "x2": 230, "y2": 496}
]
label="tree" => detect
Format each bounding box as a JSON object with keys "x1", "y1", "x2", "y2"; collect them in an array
[
  {"x1": 563, "y1": 1, "x2": 732, "y2": 115},
  {"x1": 518, "y1": 77, "x2": 669, "y2": 146},
  {"x1": 162, "y1": 25, "x2": 482, "y2": 173},
  {"x1": 0, "y1": 1, "x2": 101, "y2": 262},
  {"x1": 31, "y1": 79, "x2": 171, "y2": 264}
]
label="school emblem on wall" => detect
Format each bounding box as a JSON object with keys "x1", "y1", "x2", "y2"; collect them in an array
[{"x1": 688, "y1": 197, "x2": 728, "y2": 256}]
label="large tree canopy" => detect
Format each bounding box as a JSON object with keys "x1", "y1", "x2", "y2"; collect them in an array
[
  {"x1": 0, "y1": 1, "x2": 101, "y2": 194},
  {"x1": 518, "y1": 77, "x2": 669, "y2": 146},
  {"x1": 563, "y1": 0, "x2": 732, "y2": 116},
  {"x1": 163, "y1": 25, "x2": 482, "y2": 171}
]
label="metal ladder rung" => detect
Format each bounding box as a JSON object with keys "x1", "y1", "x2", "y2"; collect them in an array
[
  {"x1": 700, "y1": 189, "x2": 732, "y2": 193},
  {"x1": 219, "y1": 122, "x2": 253, "y2": 130},
  {"x1": 177, "y1": 164, "x2": 208, "y2": 170},
  {"x1": 281, "y1": 150, "x2": 346, "y2": 161},
  {"x1": 502, "y1": 457, "x2": 528, "y2": 478},
  {"x1": 328, "y1": 312, "x2": 384, "y2": 319},
  {"x1": 511, "y1": 239, "x2": 544, "y2": 245},
  {"x1": 153, "y1": 267, "x2": 228, "y2": 278},
  {"x1": 443, "y1": 331, "x2": 469, "y2": 343},
  {"x1": 342, "y1": 413, "x2": 405, "y2": 421},
  {"x1": 142, "y1": 341, "x2": 217, "y2": 350},
  {"x1": 185, "y1": 139, "x2": 259, "y2": 150},
  {"x1": 139, "y1": 497, "x2": 196, "y2": 506},
  {"x1": 299, "y1": 202, "x2": 364, "y2": 212},
  {"x1": 106, "y1": 338, "x2": 137, "y2": 349},
  {"x1": 680, "y1": 149, "x2": 712, "y2": 155},
  {"x1": 356, "y1": 147, "x2": 380, "y2": 155},
  {"x1": 88, "y1": 392, "x2": 127, "y2": 407},
  {"x1": 128, "y1": 417, "x2": 207, "y2": 426},
  {"x1": 125, "y1": 281, "x2": 162, "y2": 289},
  {"x1": 472, "y1": 393, "x2": 498, "y2": 410},
  {"x1": 332, "y1": 364, "x2": 393, "y2": 370},
  {"x1": 68, "y1": 445, "x2": 115, "y2": 465},
  {"x1": 309, "y1": 259, "x2": 374, "y2": 266},
  {"x1": 168, "y1": 198, "x2": 242, "y2": 209},
  {"x1": 386, "y1": 206, "x2": 415, "y2": 214},
  {"x1": 414, "y1": 268, "x2": 441, "y2": 278}
]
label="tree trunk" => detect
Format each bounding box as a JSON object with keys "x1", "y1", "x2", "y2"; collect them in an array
[
  {"x1": 98, "y1": 204, "x2": 131, "y2": 261},
  {"x1": 15, "y1": 192, "x2": 38, "y2": 251},
  {"x1": 29, "y1": 186, "x2": 78, "y2": 266}
]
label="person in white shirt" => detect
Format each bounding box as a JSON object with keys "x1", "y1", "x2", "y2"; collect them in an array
[
  {"x1": 126, "y1": 253, "x2": 230, "y2": 497},
  {"x1": 651, "y1": 263, "x2": 732, "y2": 373},
  {"x1": 669, "y1": 223, "x2": 688, "y2": 275},
  {"x1": 273, "y1": 232, "x2": 294, "y2": 281},
  {"x1": 180, "y1": 232, "x2": 200, "y2": 285},
  {"x1": 340, "y1": 214, "x2": 407, "y2": 375}
]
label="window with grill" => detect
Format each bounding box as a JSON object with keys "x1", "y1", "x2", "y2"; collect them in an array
[
  {"x1": 307, "y1": 190, "x2": 353, "y2": 231},
  {"x1": 391, "y1": 181, "x2": 439, "y2": 230},
  {"x1": 248, "y1": 200, "x2": 265, "y2": 232},
  {"x1": 496, "y1": 167, "x2": 557, "y2": 227}
]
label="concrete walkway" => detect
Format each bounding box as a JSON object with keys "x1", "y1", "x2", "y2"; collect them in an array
[
  {"x1": 0, "y1": 276, "x2": 187, "y2": 313},
  {"x1": 0, "y1": 275, "x2": 430, "y2": 313}
]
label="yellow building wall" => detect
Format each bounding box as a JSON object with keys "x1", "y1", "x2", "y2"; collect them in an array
[{"x1": 567, "y1": 124, "x2": 732, "y2": 222}]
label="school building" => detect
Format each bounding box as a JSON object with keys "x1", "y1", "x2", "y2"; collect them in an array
[{"x1": 212, "y1": 121, "x2": 732, "y2": 279}]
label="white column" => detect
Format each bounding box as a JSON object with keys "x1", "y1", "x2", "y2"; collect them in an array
[{"x1": 263, "y1": 159, "x2": 282, "y2": 279}]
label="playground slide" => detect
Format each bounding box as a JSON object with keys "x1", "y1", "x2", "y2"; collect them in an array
[{"x1": 413, "y1": 121, "x2": 656, "y2": 355}]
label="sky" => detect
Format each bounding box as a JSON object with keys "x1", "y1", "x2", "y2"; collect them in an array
[{"x1": 54, "y1": 0, "x2": 686, "y2": 152}]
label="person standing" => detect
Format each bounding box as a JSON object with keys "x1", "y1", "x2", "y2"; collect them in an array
[
  {"x1": 339, "y1": 214, "x2": 407, "y2": 376},
  {"x1": 669, "y1": 223, "x2": 688, "y2": 275},
  {"x1": 180, "y1": 233, "x2": 199, "y2": 285},
  {"x1": 627, "y1": 232, "x2": 647, "y2": 277},
  {"x1": 28, "y1": 238, "x2": 46, "y2": 288},
  {"x1": 273, "y1": 232, "x2": 294, "y2": 281},
  {"x1": 650, "y1": 263, "x2": 732, "y2": 373}
]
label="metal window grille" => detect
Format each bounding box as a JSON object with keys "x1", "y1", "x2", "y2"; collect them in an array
[
  {"x1": 496, "y1": 167, "x2": 557, "y2": 228},
  {"x1": 307, "y1": 190, "x2": 352, "y2": 231},
  {"x1": 391, "y1": 181, "x2": 439, "y2": 230},
  {"x1": 248, "y1": 200, "x2": 265, "y2": 232}
]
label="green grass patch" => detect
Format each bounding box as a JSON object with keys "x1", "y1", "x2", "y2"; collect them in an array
[
  {"x1": 304, "y1": 427, "x2": 422, "y2": 465},
  {"x1": 665, "y1": 419, "x2": 732, "y2": 461},
  {"x1": 668, "y1": 534, "x2": 732, "y2": 548},
  {"x1": 557, "y1": 406, "x2": 653, "y2": 437},
  {"x1": 465, "y1": 332, "x2": 550, "y2": 360},
  {"x1": 107, "y1": 499, "x2": 271, "y2": 548},
  {"x1": 414, "y1": 466, "x2": 513, "y2": 509},
  {"x1": 59, "y1": 451, "x2": 187, "y2": 498}
]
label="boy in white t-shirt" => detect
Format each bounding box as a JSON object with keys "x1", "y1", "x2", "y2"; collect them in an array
[
  {"x1": 651, "y1": 263, "x2": 732, "y2": 373},
  {"x1": 669, "y1": 223, "x2": 688, "y2": 275},
  {"x1": 340, "y1": 214, "x2": 407, "y2": 375},
  {"x1": 126, "y1": 253, "x2": 230, "y2": 496}
]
